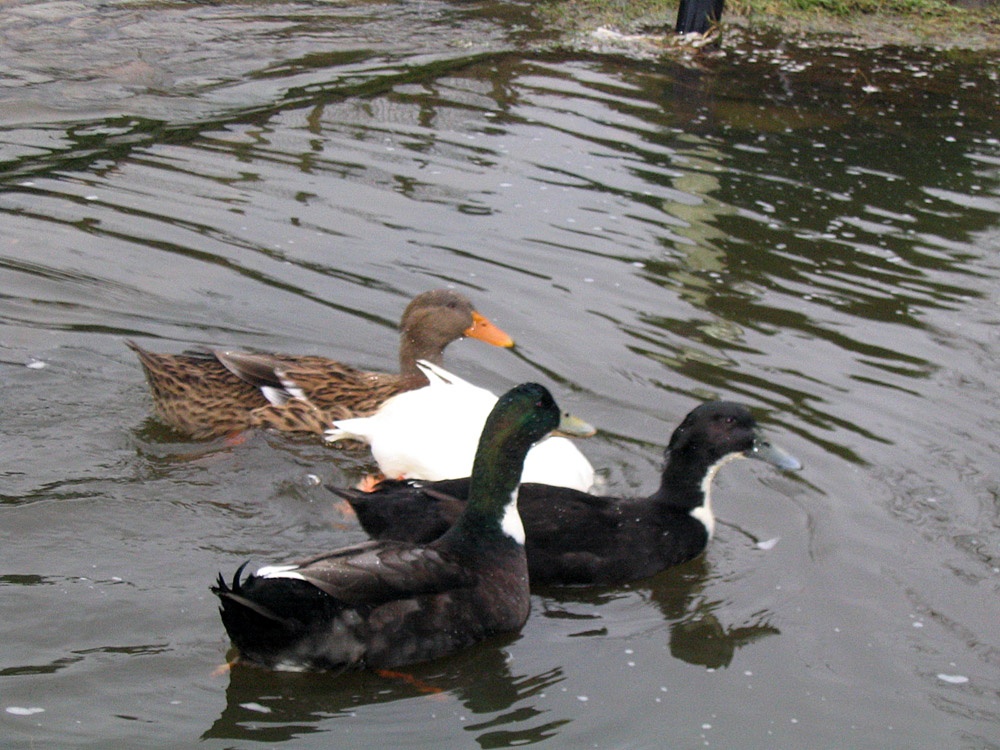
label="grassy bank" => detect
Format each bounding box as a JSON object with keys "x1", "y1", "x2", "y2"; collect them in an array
[{"x1": 539, "y1": 0, "x2": 1000, "y2": 47}]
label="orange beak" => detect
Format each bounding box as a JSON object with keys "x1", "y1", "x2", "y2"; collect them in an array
[{"x1": 464, "y1": 311, "x2": 515, "y2": 348}]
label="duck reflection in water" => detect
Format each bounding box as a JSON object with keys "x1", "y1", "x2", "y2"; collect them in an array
[
  {"x1": 203, "y1": 642, "x2": 569, "y2": 745},
  {"x1": 537, "y1": 555, "x2": 780, "y2": 672}
]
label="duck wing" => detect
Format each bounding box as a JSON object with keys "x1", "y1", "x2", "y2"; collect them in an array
[
  {"x1": 517, "y1": 487, "x2": 629, "y2": 542},
  {"x1": 216, "y1": 351, "x2": 421, "y2": 422},
  {"x1": 329, "y1": 480, "x2": 469, "y2": 543},
  {"x1": 278, "y1": 361, "x2": 420, "y2": 413},
  {"x1": 264, "y1": 539, "x2": 476, "y2": 607}
]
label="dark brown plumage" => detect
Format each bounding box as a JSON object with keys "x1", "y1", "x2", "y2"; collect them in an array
[{"x1": 128, "y1": 289, "x2": 514, "y2": 439}]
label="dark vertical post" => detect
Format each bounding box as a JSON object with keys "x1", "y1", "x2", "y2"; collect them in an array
[{"x1": 675, "y1": 0, "x2": 725, "y2": 34}]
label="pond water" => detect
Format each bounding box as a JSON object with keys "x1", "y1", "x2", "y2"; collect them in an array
[{"x1": 2, "y1": 1, "x2": 999, "y2": 748}]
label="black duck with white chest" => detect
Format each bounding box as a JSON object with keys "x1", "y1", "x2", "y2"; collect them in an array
[
  {"x1": 330, "y1": 401, "x2": 801, "y2": 586},
  {"x1": 212, "y1": 382, "x2": 594, "y2": 672}
]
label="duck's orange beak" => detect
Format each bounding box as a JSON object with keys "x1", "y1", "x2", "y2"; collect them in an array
[{"x1": 465, "y1": 311, "x2": 515, "y2": 348}]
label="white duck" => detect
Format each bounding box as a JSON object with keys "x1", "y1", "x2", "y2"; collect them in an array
[{"x1": 325, "y1": 361, "x2": 596, "y2": 492}]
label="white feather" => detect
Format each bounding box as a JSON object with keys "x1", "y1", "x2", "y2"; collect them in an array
[
  {"x1": 326, "y1": 361, "x2": 594, "y2": 491},
  {"x1": 276, "y1": 370, "x2": 308, "y2": 402},
  {"x1": 689, "y1": 453, "x2": 744, "y2": 539},
  {"x1": 500, "y1": 489, "x2": 525, "y2": 544},
  {"x1": 256, "y1": 564, "x2": 305, "y2": 580},
  {"x1": 260, "y1": 386, "x2": 290, "y2": 406}
]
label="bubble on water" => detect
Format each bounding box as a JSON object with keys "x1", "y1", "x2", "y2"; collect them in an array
[
  {"x1": 937, "y1": 674, "x2": 969, "y2": 685},
  {"x1": 240, "y1": 702, "x2": 272, "y2": 713},
  {"x1": 6, "y1": 707, "x2": 45, "y2": 716}
]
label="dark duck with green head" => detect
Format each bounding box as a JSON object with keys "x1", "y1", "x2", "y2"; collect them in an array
[
  {"x1": 330, "y1": 401, "x2": 801, "y2": 586},
  {"x1": 212, "y1": 382, "x2": 594, "y2": 671}
]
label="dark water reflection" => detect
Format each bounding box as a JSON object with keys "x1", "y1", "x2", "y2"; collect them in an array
[
  {"x1": 207, "y1": 642, "x2": 568, "y2": 746},
  {"x1": 540, "y1": 555, "x2": 781, "y2": 670},
  {"x1": 2, "y1": 1, "x2": 1000, "y2": 747},
  {"x1": 205, "y1": 558, "x2": 776, "y2": 746}
]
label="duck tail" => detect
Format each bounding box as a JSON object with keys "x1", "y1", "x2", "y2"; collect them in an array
[
  {"x1": 211, "y1": 562, "x2": 303, "y2": 659},
  {"x1": 125, "y1": 338, "x2": 159, "y2": 374}
]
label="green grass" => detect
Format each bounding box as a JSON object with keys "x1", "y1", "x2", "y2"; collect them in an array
[{"x1": 740, "y1": 0, "x2": 958, "y2": 14}]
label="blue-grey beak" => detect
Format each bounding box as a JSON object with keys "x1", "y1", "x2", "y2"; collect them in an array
[{"x1": 749, "y1": 431, "x2": 802, "y2": 471}]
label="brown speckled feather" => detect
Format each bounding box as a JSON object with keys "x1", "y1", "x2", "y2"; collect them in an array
[{"x1": 127, "y1": 344, "x2": 266, "y2": 439}]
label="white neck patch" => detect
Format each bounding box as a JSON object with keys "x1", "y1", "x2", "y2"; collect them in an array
[
  {"x1": 500, "y1": 488, "x2": 525, "y2": 545},
  {"x1": 689, "y1": 453, "x2": 744, "y2": 539}
]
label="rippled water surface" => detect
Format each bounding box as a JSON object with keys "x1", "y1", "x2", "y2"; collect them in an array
[{"x1": 3, "y1": 1, "x2": 1000, "y2": 747}]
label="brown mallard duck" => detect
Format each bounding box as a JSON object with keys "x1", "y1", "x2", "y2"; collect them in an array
[{"x1": 128, "y1": 289, "x2": 514, "y2": 439}]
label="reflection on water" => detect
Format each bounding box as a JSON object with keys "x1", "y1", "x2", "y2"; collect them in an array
[
  {"x1": 2, "y1": 0, "x2": 1000, "y2": 747},
  {"x1": 540, "y1": 555, "x2": 780, "y2": 671},
  {"x1": 207, "y1": 641, "x2": 568, "y2": 746},
  {"x1": 205, "y1": 558, "x2": 777, "y2": 746}
]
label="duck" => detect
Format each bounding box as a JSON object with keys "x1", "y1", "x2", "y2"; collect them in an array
[
  {"x1": 328, "y1": 401, "x2": 801, "y2": 586},
  {"x1": 325, "y1": 360, "x2": 596, "y2": 491},
  {"x1": 127, "y1": 289, "x2": 514, "y2": 439},
  {"x1": 212, "y1": 382, "x2": 595, "y2": 672}
]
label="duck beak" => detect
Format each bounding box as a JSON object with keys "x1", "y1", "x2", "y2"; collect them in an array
[
  {"x1": 552, "y1": 411, "x2": 597, "y2": 439},
  {"x1": 748, "y1": 431, "x2": 802, "y2": 471},
  {"x1": 465, "y1": 311, "x2": 515, "y2": 348}
]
